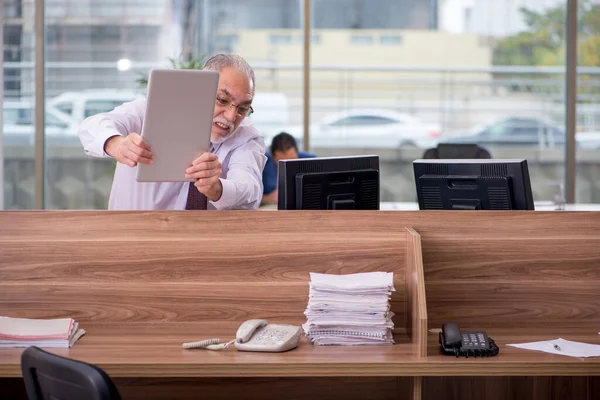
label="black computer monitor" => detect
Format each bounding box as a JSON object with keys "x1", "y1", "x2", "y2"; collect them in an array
[
  {"x1": 277, "y1": 155, "x2": 380, "y2": 210},
  {"x1": 413, "y1": 159, "x2": 534, "y2": 210}
]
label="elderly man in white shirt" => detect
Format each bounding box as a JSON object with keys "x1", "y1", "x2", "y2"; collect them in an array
[{"x1": 78, "y1": 53, "x2": 266, "y2": 210}]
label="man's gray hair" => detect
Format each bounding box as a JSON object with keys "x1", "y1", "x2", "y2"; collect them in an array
[{"x1": 203, "y1": 53, "x2": 255, "y2": 95}]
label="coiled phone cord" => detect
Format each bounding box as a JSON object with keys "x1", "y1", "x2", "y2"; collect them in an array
[{"x1": 182, "y1": 338, "x2": 236, "y2": 350}]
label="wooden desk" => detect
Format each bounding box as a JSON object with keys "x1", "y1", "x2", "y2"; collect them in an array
[
  {"x1": 2, "y1": 325, "x2": 599, "y2": 378},
  {"x1": 1, "y1": 211, "x2": 600, "y2": 400}
]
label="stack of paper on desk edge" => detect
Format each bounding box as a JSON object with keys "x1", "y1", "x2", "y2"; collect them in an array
[
  {"x1": 0, "y1": 316, "x2": 86, "y2": 348},
  {"x1": 303, "y1": 272, "x2": 395, "y2": 346}
]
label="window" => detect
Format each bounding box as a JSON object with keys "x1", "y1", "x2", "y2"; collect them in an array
[
  {"x1": 5, "y1": 0, "x2": 593, "y2": 209},
  {"x1": 4, "y1": 107, "x2": 32, "y2": 125},
  {"x1": 46, "y1": 26, "x2": 60, "y2": 46},
  {"x1": 4, "y1": 1, "x2": 22, "y2": 18},
  {"x1": 380, "y1": 35, "x2": 402, "y2": 45},
  {"x1": 350, "y1": 35, "x2": 373, "y2": 45},
  {"x1": 91, "y1": 25, "x2": 121, "y2": 43}
]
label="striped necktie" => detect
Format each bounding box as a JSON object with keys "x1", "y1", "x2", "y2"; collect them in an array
[
  {"x1": 185, "y1": 144, "x2": 216, "y2": 210},
  {"x1": 185, "y1": 182, "x2": 208, "y2": 210}
]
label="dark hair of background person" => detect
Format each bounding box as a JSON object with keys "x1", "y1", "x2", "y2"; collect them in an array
[{"x1": 270, "y1": 132, "x2": 298, "y2": 155}]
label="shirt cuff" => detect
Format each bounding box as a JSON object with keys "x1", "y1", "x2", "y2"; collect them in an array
[
  {"x1": 100, "y1": 133, "x2": 124, "y2": 158},
  {"x1": 210, "y1": 178, "x2": 236, "y2": 209}
]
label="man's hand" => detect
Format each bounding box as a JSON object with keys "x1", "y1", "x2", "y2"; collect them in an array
[
  {"x1": 185, "y1": 152, "x2": 223, "y2": 202},
  {"x1": 261, "y1": 189, "x2": 278, "y2": 205},
  {"x1": 104, "y1": 133, "x2": 154, "y2": 167}
]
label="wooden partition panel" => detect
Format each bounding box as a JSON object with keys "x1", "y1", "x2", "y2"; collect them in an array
[
  {"x1": 409, "y1": 212, "x2": 600, "y2": 331},
  {"x1": 409, "y1": 211, "x2": 600, "y2": 400},
  {"x1": 0, "y1": 211, "x2": 407, "y2": 329},
  {"x1": 2, "y1": 210, "x2": 600, "y2": 400},
  {"x1": 405, "y1": 228, "x2": 427, "y2": 358},
  {"x1": 2, "y1": 210, "x2": 599, "y2": 333}
]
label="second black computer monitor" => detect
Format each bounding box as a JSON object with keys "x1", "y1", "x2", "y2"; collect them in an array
[
  {"x1": 413, "y1": 159, "x2": 535, "y2": 210},
  {"x1": 277, "y1": 155, "x2": 380, "y2": 210}
]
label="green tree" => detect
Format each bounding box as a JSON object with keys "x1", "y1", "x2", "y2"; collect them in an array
[
  {"x1": 136, "y1": 55, "x2": 206, "y2": 88},
  {"x1": 492, "y1": 2, "x2": 600, "y2": 67},
  {"x1": 580, "y1": 34, "x2": 600, "y2": 66}
]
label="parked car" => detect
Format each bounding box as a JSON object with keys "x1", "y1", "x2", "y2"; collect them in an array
[
  {"x1": 3, "y1": 101, "x2": 79, "y2": 146},
  {"x1": 444, "y1": 117, "x2": 565, "y2": 147},
  {"x1": 48, "y1": 90, "x2": 291, "y2": 141},
  {"x1": 276, "y1": 109, "x2": 441, "y2": 149},
  {"x1": 576, "y1": 131, "x2": 600, "y2": 149},
  {"x1": 49, "y1": 89, "x2": 144, "y2": 122}
]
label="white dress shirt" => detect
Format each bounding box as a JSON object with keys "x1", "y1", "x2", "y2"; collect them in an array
[{"x1": 78, "y1": 99, "x2": 266, "y2": 210}]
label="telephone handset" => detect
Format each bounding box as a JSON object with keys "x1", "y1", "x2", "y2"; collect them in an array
[
  {"x1": 183, "y1": 319, "x2": 302, "y2": 353},
  {"x1": 439, "y1": 322, "x2": 499, "y2": 358}
]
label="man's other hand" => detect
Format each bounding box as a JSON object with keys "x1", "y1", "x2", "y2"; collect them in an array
[
  {"x1": 185, "y1": 152, "x2": 223, "y2": 202},
  {"x1": 105, "y1": 133, "x2": 154, "y2": 167},
  {"x1": 261, "y1": 189, "x2": 278, "y2": 205}
]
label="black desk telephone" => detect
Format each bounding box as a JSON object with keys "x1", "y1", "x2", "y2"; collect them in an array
[{"x1": 439, "y1": 322, "x2": 499, "y2": 358}]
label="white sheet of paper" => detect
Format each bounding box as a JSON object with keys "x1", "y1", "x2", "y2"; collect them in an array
[
  {"x1": 507, "y1": 338, "x2": 600, "y2": 358},
  {"x1": 309, "y1": 272, "x2": 395, "y2": 290}
]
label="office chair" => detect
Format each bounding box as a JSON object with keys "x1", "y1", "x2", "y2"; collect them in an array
[
  {"x1": 422, "y1": 143, "x2": 492, "y2": 159},
  {"x1": 21, "y1": 346, "x2": 122, "y2": 400}
]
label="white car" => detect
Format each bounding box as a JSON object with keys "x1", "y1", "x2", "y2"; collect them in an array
[
  {"x1": 278, "y1": 109, "x2": 441, "y2": 149},
  {"x1": 49, "y1": 89, "x2": 144, "y2": 122},
  {"x1": 576, "y1": 131, "x2": 600, "y2": 149},
  {"x1": 3, "y1": 101, "x2": 79, "y2": 146}
]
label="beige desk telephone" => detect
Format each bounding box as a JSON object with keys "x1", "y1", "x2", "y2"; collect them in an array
[{"x1": 182, "y1": 319, "x2": 302, "y2": 352}]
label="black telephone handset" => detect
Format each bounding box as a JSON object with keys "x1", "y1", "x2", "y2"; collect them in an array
[{"x1": 439, "y1": 322, "x2": 499, "y2": 358}]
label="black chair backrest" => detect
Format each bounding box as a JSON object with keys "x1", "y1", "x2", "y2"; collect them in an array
[
  {"x1": 422, "y1": 143, "x2": 492, "y2": 159},
  {"x1": 21, "y1": 346, "x2": 121, "y2": 400}
]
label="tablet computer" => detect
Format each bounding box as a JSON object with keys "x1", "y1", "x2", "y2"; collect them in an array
[{"x1": 135, "y1": 69, "x2": 219, "y2": 182}]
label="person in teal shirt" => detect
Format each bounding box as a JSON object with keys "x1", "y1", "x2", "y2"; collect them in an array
[{"x1": 261, "y1": 132, "x2": 316, "y2": 205}]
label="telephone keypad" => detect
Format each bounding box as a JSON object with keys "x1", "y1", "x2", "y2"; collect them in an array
[
  {"x1": 253, "y1": 328, "x2": 287, "y2": 344},
  {"x1": 235, "y1": 323, "x2": 301, "y2": 352},
  {"x1": 461, "y1": 331, "x2": 488, "y2": 349},
  {"x1": 440, "y1": 323, "x2": 499, "y2": 357}
]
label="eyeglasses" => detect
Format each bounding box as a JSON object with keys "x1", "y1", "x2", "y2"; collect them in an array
[{"x1": 215, "y1": 96, "x2": 254, "y2": 118}]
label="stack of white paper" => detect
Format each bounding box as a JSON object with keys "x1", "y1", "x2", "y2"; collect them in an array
[
  {"x1": 303, "y1": 272, "x2": 395, "y2": 346},
  {"x1": 0, "y1": 317, "x2": 86, "y2": 348}
]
